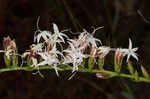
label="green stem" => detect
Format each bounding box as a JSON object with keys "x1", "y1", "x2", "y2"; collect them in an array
[{"x1": 0, "y1": 65, "x2": 149, "y2": 83}]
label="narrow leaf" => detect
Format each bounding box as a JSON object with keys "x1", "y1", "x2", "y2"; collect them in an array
[
  {"x1": 12, "y1": 55, "x2": 18, "y2": 67},
  {"x1": 127, "y1": 61, "x2": 134, "y2": 75},
  {"x1": 4, "y1": 55, "x2": 11, "y2": 68},
  {"x1": 114, "y1": 60, "x2": 121, "y2": 73},
  {"x1": 88, "y1": 57, "x2": 95, "y2": 70},
  {"x1": 141, "y1": 66, "x2": 149, "y2": 79},
  {"x1": 12, "y1": 48, "x2": 19, "y2": 67},
  {"x1": 134, "y1": 71, "x2": 139, "y2": 81},
  {"x1": 98, "y1": 58, "x2": 104, "y2": 70},
  {"x1": 81, "y1": 59, "x2": 85, "y2": 67},
  {"x1": 27, "y1": 57, "x2": 32, "y2": 66}
]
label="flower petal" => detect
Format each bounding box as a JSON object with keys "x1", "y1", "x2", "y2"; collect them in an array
[
  {"x1": 131, "y1": 53, "x2": 138, "y2": 61},
  {"x1": 53, "y1": 23, "x2": 60, "y2": 33},
  {"x1": 129, "y1": 38, "x2": 132, "y2": 49}
]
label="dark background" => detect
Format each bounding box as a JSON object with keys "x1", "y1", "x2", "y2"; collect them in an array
[{"x1": 0, "y1": 0, "x2": 150, "y2": 99}]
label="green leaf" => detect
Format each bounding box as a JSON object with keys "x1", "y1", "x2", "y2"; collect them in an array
[
  {"x1": 114, "y1": 61, "x2": 121, "y2": 73},
  {"x1": 27, "y1": 57, "x2": 32, "y2": 66},
  {"x1": 4, "y1": 54, "x2": 11, "y2": 68},
  {"x1": 88, "y1": 57, "x2": 95, "y2": 70},
  {"x1": 134, "y1": 71, "x2": 139, "y2": 81},
  {"x1": 12, "y1": 55, "x2": 18, "y2": 67},
  {"x1": 98, "y1": 58, "x2": 104, "y2": 70},
  {"x1": 114, "y1": 55, "x2": 123, "y2": 73},
  {"x1": 127, "y1": 62, "x2": 134, "y2": 75},
  {"x1": 81, "y1": 59, "x2": 85, "y2": 67},
  {"x1": 141, "y1": 66, "x2": 149, "y2": 79}
]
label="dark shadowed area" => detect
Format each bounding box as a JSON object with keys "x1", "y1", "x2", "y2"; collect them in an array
[{"x1": 0, "y1": 0, "x2": 150, "y2": 99}]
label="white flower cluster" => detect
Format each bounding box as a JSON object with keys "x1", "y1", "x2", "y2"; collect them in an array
[{"x1": 21, "y1": 22, "x2": 138, "y2": 76}]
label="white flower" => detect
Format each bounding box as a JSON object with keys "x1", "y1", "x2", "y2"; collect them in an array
[
  {"x1": 85, "y1": 33, "x2": 101, "y2": 47},
  {"x1": 98, "y1": 46, "x2": 111, "y2": 58},
  {"x1": 124, "y1": 38, "x2": 138, "y2": 62},
  {"x1": 23, "y1": 43, "x2": 43, "y2": 58},
  {"x1": 36, "y1": 44, "x2": 63, "y2": 76},
  {"x1": 52, "y1": 23, "x2": 68, "y2": 43},
  {"x1": 67, "y1": 39, "x2": 86, "y2": 50},
  {"x1": 34, "y1": 17, "x2": 52, "y2": 43},
  {"x1": 63, "y1": 42, "x2": 87, "y2": 72},
  {"x1": 31, "y1": 57, "x2": 38, "y2": 67},
  {"x1": 68, "y1": 29, "x2": 102, "y2": 53},
  {"x1": 22, "y1": 43, "x2": 44, "y2": 67},
  {"x1": 48, "y1": 44, "x2": 64, "y2": 58},
  {"x1": 45, "y1": 36, "x2": 63, "y2": 51},
  {"x1": 22, "y1": 51, "x2": 39, "y2": 67},
  {"x1": 37, "y1": 52, "x2": 60, "y2": 76},
  {"x1": 30, "y1": 43, "x2": 43, "y2": 52},
  {"x1": 78, "y1": 29, "x2": 102, "y2": 48},
  {"x1": 37, "y1": 52, "x2": 60, "y2": 66},
  {"x1": 34, "y1": 30, "x2": 52, "y2": 43}
]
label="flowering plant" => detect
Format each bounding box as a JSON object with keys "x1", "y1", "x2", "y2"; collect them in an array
[{"x1": 0, "y1": 21, "x2": 149, "y2": 83}]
